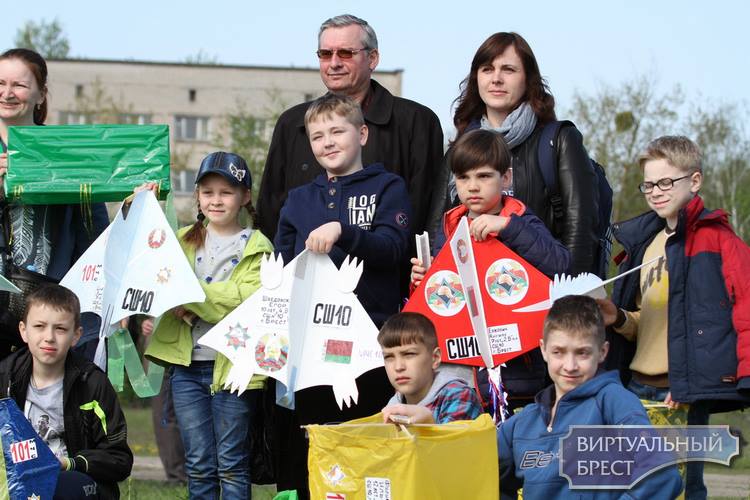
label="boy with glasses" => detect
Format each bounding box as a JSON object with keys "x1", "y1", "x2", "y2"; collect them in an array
[{"x1": 597, "y1": 135, "x2": 750, "y2": 499}]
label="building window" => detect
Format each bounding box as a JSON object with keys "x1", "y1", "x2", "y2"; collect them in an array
[
  {"x1": 189, "y1": 89, "x2": 196, "y2": 102},
  {"x1": 58, "y1": 111, "x2": 152, "y2": 125},
  {"x1": 172, "y1": 169, "x2": 197, "y2": 194},
  {"x1": 174, "y1": 115, "x2": 210, "y2": 141},
  {"x1": 75, "y1": 84, "x2": 84, "y2": 98},
  {"x1": 59, "y1": 111, "x2": 88, "y2": 124}
]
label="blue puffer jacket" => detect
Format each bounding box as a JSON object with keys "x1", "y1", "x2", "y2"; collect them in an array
[
  {"x1": 611, "y1": 196, "x2": 750, "y2": 411},
  {"x1": 497, "y1": 370, "x2": 683, "y2": 499}
]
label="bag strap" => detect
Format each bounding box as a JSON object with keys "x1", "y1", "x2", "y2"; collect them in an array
[{"x1": 537, "y1": 120, "x2": 565, "y2": 223}]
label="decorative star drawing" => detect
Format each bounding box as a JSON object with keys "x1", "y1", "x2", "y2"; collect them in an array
[
  {"x1": 225, "y1": 323, "x2": 250, "y2": 350},
  {"x1": 156, "y1": 267, "x2": 172, "y2": 284}
]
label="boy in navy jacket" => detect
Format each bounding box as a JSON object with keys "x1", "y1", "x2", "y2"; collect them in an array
[
  {"x1": 598, "y1": 136, "x2": 750, "y2": 498},
  {"x1": 273, "y1": 93, "x2": 411, "y2": 498}
]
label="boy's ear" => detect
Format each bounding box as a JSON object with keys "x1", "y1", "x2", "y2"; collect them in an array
[
  {"x1": 539, "y1": 339, "x2": 548, "y2": 362},
  {"x1": 18, "y1": 321, "x2": 28, "y2": 344},
  {"x1": 359, "y1": 124, "x2": 369, "y2": 147},
  {"x1": 689, "y1": 170, "x2": 703, "y2": 194},
  {"x1": 72, "y1": 326, "x2": 83, "y2": 347},
  {"x1": 500, "y1": 169, "x2": 513, "y2": 191},
  {"x1": 598, "y1": 340, "x2": 610, "y2": 363},
  {"x1": 431, "y1": 347, "x2": 441, "y2": 370}
]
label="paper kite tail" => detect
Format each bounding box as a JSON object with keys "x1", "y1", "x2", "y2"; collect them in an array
[
  {"x1": 224, "y1": 363, "x2": 255, "y2": 396},
  {"x1": 331, "y1": 377, "x2": 360, "y2": 410}
]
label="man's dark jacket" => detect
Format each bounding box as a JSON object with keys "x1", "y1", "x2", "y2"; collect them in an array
[{"x1": 256, "y1": 80, "x2": 444, "y2": 241}]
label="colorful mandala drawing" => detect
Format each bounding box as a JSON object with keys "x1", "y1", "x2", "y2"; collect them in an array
[
  {"x1": 424, "y1": 270, "x2": 466, "y2": 316},
  {"x1": 254, "y1": 333, "x2": 290, "y2": 372},
  {"x1": 225, "y1": 323, "x2": 250, "y2": 350},
  {"x1": 485, "y1": 258, "x2": 529, "y2": 305}
]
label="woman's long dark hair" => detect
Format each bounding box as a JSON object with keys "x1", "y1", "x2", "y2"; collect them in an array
[
  {"x1": 453, "y1": 32, "x2": 556, "y2": 140},
  {"x1": 0, "y1": 48, "x2": 48, "y2": 125}
]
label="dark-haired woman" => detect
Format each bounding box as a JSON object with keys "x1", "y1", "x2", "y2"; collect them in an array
[
  {"x1": 0, "y1": 48, "x2": 109, "y2": 358},
  {"x1": 448, "y1": 33, "x2": 599, "y2": 409}
]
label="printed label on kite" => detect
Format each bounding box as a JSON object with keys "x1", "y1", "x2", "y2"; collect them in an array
[
  {"x1": 225, "y1": 323, "x2": 250, "y2": 350},
  {"x1": 9, "y1": 438, "x2": 38, "y2": 464},
  {"x1": 424, "y1": 270, "x2": 465, "y2": 317},
  {"x1": 488, "y1": 324, "x2": 522, "y2": 355},
  {"x1": 324, "y1": 339, "x2": 354, "y2": 364},
  {"x1": 445, "y1": 335, "x2": 482, "y2": 361},
  {"x1": 313, "y1": 303, "x2": 352, "y2": 328},
  {"x1": 485, "y1": 258, "x2": 529, "y2": 305},
  {"x1": 254, "y1": 333, "x2": 289, "y2": 372},
  {"x1": 365, "y1": 477, "x2": 392, "y2": 500}
]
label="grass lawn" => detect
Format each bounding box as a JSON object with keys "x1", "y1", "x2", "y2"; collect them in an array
[
  {"x1": 121, "y1": 404, "x2": 279, "y2": 498},
  {"x1": 706, "y1": 410, "x2": 750, "y2": 473},
  {"x1": 120, "y1": 480, "x2": 277, "y2": 499},
  {"x1": 124, "y1": 405, "x2": 159, "y2": 456}
]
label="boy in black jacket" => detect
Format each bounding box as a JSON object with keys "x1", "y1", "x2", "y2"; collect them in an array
[{"x1": 0, "y1": 284, "x2": 132, "y2": 499}]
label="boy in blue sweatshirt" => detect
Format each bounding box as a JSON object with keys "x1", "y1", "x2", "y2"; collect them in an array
[
  {"x1": 497, "y1": 295, "x2": 682, "y2": 499},
  {"x1": 273, "y1": 93, "x2": 411, "y2": 498}
]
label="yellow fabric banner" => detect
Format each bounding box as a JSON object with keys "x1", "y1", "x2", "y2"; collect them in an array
[{"x1": 307, "y1": 413, "x2": 499, "y2": 500}]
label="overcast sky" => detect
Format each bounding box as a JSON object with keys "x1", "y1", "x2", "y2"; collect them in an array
[{"x1": 3, "y1": 0, "x2": 747, "y2": 135}]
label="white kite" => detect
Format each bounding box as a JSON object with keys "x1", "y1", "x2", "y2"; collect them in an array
[
  {"x1": 512, "y1": 256, "x2": 662, "y2": 313},
  {"x1": 61, "y1": 190, "x2": 206, "y2": 367},
  {"x1": 199, "y1": 250, "x2": 384, "y2": 410}
]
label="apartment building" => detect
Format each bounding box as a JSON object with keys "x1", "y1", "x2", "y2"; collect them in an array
[{"x1": 44, "y1": 58, "x2": 403, "y2": 219}]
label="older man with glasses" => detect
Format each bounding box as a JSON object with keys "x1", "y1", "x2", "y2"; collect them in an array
[
  {"x1": 256, "y1": 14, "x2": 445, "y2": 499},
  {"x1": 256, "y1": 14, "x2": 445, "y2": 246}
]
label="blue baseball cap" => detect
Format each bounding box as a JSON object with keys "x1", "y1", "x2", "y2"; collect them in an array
[{"x1": 195, "y1": 152, "x2": 252, "y2": 190}]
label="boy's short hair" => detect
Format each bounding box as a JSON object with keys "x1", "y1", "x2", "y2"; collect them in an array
[
  {"x1": 638, "y1": 135, "x2": 702, "y2": 173},
  {"x1": 450, "y1": 129, "x2": 511, "y2": 176},
  {"x1": 543, "y1": 295, "x2": 604, "y2": 346},
  {"x1": 377, "y1": 312, "x2": 438, "y2": 351},
  {"x1": 304, "y1": 93, "x2": 365, "y2": 131},
  {"x1": 24, "y1": 284, "x2": 81, "y2": 331}
]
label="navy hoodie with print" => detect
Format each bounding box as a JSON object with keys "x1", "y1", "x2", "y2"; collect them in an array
[{"x1": 275, "y1": 163, "x2": 411, "y2": 327}]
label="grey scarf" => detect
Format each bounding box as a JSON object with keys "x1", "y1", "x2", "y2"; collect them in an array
[
  {"x1": 479, "y1": 101, "x2": 537, "y2": 149},
  {"x1": 448, "y1": 102, "x2": 537, "y2": 200}
]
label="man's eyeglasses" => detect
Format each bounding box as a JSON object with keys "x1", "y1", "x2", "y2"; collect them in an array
[
  {"x1": 316, "y1": 48, "x2": 369, "y2": 60},
  {"x1": 638, "y1": 174, "x2": 692, "y2": 194}
]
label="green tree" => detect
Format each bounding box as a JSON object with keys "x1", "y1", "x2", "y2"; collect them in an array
[
  {"x1": 14, "y1": 18, "x2": 70, "y2": 59},
  {"x1": 72, "y1": 78, "x2": 136, "y2": 124},
  {"x1": 567, "y1": 76, "x2": 684, "y2": 223},
  {"x1": 214, "y1": 90, "x2": 287, "y2": 200},
  {"x1": 687, "y1": 104, "x2": 750, "y2": 241},
  {"x1": 184, "y1": 49, "x2": 220, "y2": 65}
]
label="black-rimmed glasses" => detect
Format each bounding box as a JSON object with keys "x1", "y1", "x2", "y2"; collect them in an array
[
  {"x1": 638, "y1": 174, "x2": 691, "y2": 194},
  {"x1": 316, "y1": 48, "x2": 369, "y2": 60}
]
